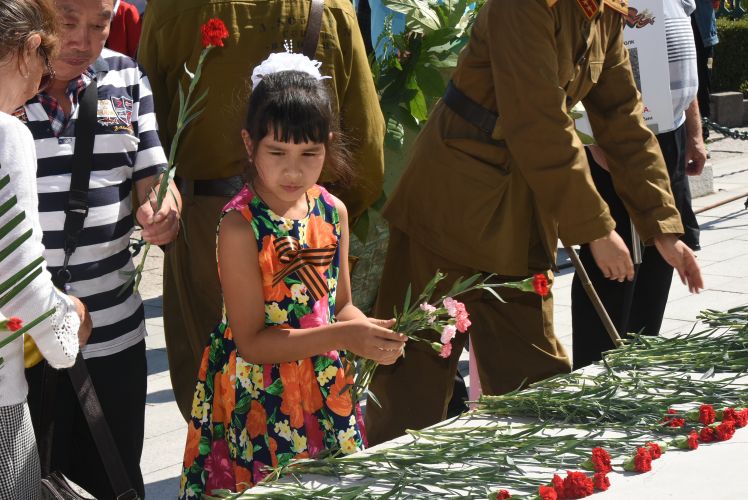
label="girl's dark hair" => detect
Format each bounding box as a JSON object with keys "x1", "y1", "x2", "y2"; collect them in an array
[
  {"x1": 243, "y1": 70, "x2": 353, "y2": 188},
  {"x1": 0, "y1": 0, "x2": 59, "y2": 63}
]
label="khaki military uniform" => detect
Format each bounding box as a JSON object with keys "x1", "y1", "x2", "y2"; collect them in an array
[
  {"x1": 139, "y1": 0, "x2": 384, "y2": 421},
  {"x1": 365, "y1": 0, "x2": 684, "y2": 445}
]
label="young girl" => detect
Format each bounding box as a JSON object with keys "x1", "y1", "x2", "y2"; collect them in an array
[{"x1": 179, "y1": 54, "x2": 406, "y2": 498}]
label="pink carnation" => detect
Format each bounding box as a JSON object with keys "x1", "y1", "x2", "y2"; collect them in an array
[
  {"x1": 440, "y1": 324, "x2": 457, "y2": 344},
  {"x1": 454, "y1": 302, "x2": 471, "y2": 333},
  {"x1": 443, "y1": 297, "x2": 458, "y2": 317},
  {"x1": 419, "y1": 302, "x2": 437, "y2": 324},
  {"x1": 439, "y1": 342, "x2": 452, "y2": 359}
]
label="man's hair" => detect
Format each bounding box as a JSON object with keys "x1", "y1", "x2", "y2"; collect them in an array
[
  {"x1": 243, "y1": 70, "x2": 353, "y2": 188},
  {"x1": 0, "y1": 0, "x2": 59, "y2": 63}
]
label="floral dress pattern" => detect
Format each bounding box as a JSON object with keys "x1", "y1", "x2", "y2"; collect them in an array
[{"x1": 179, "y1": 184, "x2": 365, "y2": 499}]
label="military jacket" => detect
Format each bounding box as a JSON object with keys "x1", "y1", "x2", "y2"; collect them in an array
[
  {"x1": 139, "y1": 0, "x2": 385, "y2": 217},
  {"x1": 384, "y1": 0, "x2": 684, "y2": 275}
]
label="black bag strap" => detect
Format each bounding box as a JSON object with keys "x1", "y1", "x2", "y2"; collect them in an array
[
  {"x1": 52, "y1": 80, "x2": 97, "y2": 290},
  {"x1": 302, "y1": 0, "x2": 324, "y2": 59},
  {"x1": 68, "y1": 354, "x2": 138, "y2": 500}
]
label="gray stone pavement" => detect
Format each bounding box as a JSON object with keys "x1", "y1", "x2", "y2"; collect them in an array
[{"x1": 138, "y1": 129, "x2": 748, "y2": 499}]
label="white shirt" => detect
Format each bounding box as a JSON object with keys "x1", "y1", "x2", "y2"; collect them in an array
[{"x1": 0, "y1": 111, "x2": 79, "y2": 407}]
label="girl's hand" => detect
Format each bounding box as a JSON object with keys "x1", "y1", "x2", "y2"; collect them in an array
[{"x1": 341, "y1": 318, "x2": 407, "y2": 365}]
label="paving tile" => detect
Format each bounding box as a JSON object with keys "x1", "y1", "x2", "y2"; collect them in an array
[
  {"x1": 663, "y1": 289, "x2": 748, "y2": 322},
  {"x1": 143, "y1": 469, "x2": 181, "y2": 500},
  {"x1": 699, "y1": 254, "x2": 748, "y2": 278},
  {"x1": 141, "y1": 426, "x2": 185, "y2": 482}
]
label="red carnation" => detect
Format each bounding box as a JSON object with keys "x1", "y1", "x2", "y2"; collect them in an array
[
  {"x1": 721, "y1": 407, "x2": 747, "y2": 428},
  {"x1": 645, "y1": 442, "x2": 662, "y2": 459},
  {"x1": 552, "y1": 474, "x2": 566, "y2": 500},
  {"x1": 662, "y1": 408, "x2": 685, "y2": 427},
  {"x1": 496, "y1": 490, "x2": 511, "y2": 500},
  {"x1": 200, "y1": 18, "x2": 229, "y2": 47},
  {"x1": 687, "y1": 430, "x2": 699, "y2": 449},
  {"x1": 593, "y1": 472, "x2": 610, "y2": 492},
  {"x1": 590, "y1": 447, "x2": 612, "y2": 473},
  {"x1": 738, "y1": 409, "x2": 748, "y2": 428},
  {"x1": 633, "y1": 447, "x2": 652, "y2": 472},
  {"x1": 538, "y1": 485, "x2": 558, "y2": 500},
  {"x1": 699, "y1": 426, "x2": 716, "y2": 443},
  {"x1": 699, "y1": 404, "x2": 716, "y2": 425},
  {"x1": 716, "y1": 420, "x2": 736, "y2": 441},
  {"x1": 5, "y1": 316, "x2": 23, "y2": 331},
  {"x1": 533, "y1": 273, "x2": 550, "y2": 297},
  {"x1": 562, "y1": 471, "x2": 594, "y2": 499}
]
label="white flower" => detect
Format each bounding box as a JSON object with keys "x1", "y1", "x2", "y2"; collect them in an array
[{"x1": 251, "y1": 52, "x2": 331, "y2": 90}]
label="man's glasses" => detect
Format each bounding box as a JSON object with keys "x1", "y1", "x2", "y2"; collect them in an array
[{"x1": 38, "y1": 46, "x2": 55, "y2": 93}]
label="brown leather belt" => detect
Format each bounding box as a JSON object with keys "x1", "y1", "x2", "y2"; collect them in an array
[
  {"x1": 442, "y1": 80, "x2": 499, "y2": 136},
  {"x1": 174, "y1": 175, "x2": 244, "y2": 198}
]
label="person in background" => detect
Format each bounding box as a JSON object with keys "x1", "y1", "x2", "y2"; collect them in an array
[
  {"x1": 139, "y1": 0, "x2": 385, "y2": 422},
  {"x1": 22, "y1": 0, "x2": 180, "y2": 497},
  {"x1": 105, "y1": 0, "x2": 141, "y2": 57},
  {"x1": 364, "y1": 0, "x2": 703, "y2": 446},
  {"x1": 691, "y1": 0, "x2": 719, "y2": 140},
  {"x1": 572, "y1": 0, "x2": 706, "y2": 369},
  {"x1": 0, "y1": 1, "x2": 91, "y2": 498}
]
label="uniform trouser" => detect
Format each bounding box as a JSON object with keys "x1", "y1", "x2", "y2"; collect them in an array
[
  {"x1": 26, "y1": 341, "x2": 147, "y2": 499},
  {"x1": 571, "y1": 125, "x2": 699, "y2": 369},
  {"x1": 364, "y1": 227, "x2": 571, "y2": 446},
  {"x1": 163, "y1": 195, "x2": 228, "y2": 421}
]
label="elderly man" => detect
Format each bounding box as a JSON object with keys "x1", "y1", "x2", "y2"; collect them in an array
[
  {"x1": 139, "y1": 0, "x2": 385, "y2": 421},
  {"x1": 365, "y1": 0, "x2": 704, "y2": 446},
  {"x1": 22, "y1": 0, "x2": 180, "y2": 497}
]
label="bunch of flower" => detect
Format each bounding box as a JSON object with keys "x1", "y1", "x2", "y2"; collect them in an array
[
  {"x1": 622, "y1": 446, "x2": 652, "y2": 473},
  {"x1": 122, "y1": 18, "x2": 229, "y2": 294},
  {"x1": 345, "y1": 271, "x2": 551, "y2": 404}
]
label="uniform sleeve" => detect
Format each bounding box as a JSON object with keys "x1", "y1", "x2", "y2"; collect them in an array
[
  {"x1": 487, "y1": 0, "x2": 615, "y2": 245},
  {"x1": 582, "y1": 13, "x2": 683, "y2": 243},
  {"x1": 0, "y1": 123, "x2": 79, "y2": 369},
  {"x1": 133, "y1": 67, "x2": 169, "y2": 181},
  {"x1": 334, "y1": 8, "x2": 385, "y2": 219},
  {"x1": 137, "y1": 13, "x2": 173, "y2": 157}
]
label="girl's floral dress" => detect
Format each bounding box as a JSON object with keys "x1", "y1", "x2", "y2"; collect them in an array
[{"x1": 179, "y1": 184, "x2": 365, "y2": 499}]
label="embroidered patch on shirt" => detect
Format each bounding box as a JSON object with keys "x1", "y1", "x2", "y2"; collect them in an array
[
  {"x1": 97, "y1": 99, "x2": 119, "y2": 126},
  {"x1": 111, "y1": 96, "x2": 133, "y2": 126}
]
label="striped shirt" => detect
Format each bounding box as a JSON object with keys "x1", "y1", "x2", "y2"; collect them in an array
[
  {"x1": 664, "y1": 0, "x2": 698, "y2": 131},
  {"x1": 21, "y1": 48, "x2": 167, "y2": 359}
]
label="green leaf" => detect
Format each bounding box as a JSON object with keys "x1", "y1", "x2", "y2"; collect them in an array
[
  {"x1": 351, "y1": 208, "x2": 370, "y2": 244},
  {"x1": 0, "y1": 266, "x2": 42, "y2": 307},
  {"x1": 265, "y1": 378, "x2": 284, "y2": 396},
  {"x1": 0, "y1": 256, "x2": 43, "y2": 296},
  {"x1": 0, "y1": 227, "x2": 31, "y2": 266},
  {"x1": 234, "y1": 395, "x2": 251, "y2": 414},
  {"x1": 415, "y1": 64, "x2": 446, "y2": 100},
  {"x1": 0, "y1": 212, "x2": 26, "y2": 242},
  {"x1": 402, "y1": 284, "x2": 412, "y2": 316},
  {"x1": 0, "y1": 195, "x2": 17, "y2": 219}
]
